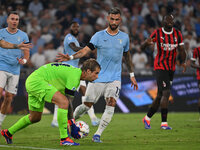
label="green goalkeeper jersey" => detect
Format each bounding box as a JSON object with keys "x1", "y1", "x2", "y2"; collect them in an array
[{"x1": 29, "y1": 62, "x2": 82, "y2": 95}]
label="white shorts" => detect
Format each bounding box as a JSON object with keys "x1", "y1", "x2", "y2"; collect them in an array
[
  {"x1": 0, "y1": 71, "x2": 19, "y2": 94},
  {"x1": 83, "y1": 80, "x2": 121, "y2": 104},
  {"x1": 77, "y1": 80, "x2": 86, "y2": 91}
]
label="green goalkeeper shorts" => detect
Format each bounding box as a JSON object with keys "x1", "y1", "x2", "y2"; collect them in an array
[{"x1": 25, "y1": 73, "x2": 58, "y2": 112}]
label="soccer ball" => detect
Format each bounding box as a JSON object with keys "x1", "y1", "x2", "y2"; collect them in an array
[{"x1": 75, "y1": 121, "x2": 89, "y2": 138}]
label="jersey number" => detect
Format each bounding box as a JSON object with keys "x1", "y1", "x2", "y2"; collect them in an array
[
  {"x1": 115, "y1": 87, "x2": 120, "y2": 97},
  {"x1": 51, "y1": 63, "x2": 70, "y2": 67}
]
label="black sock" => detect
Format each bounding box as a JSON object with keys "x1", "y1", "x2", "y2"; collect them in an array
[
  {"x1": 61, "y1": 138, "x2": 67, "y2": 141},
  {"x1": 147, "y1": 107, "x2": 157, "y2": 118},
  {"x1": 7, "y1": 130, "x2": 12, "y2": 137},
  {"x1": 161, "y1": 108, "x2": 168, "y2": 122},
  {"x1": 198, "y1": 107, "x2": 200, "y2": 113}
]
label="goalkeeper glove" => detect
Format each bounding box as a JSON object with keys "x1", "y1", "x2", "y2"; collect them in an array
[{"x1": 68, "y1": 119, "x2": 81, "y2": 139}]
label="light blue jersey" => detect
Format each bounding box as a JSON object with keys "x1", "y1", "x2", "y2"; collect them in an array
[
  {"x1": 90, "y1": 29, "x2": 129, "y2": 82},
  {"x1": 0, "y1": 28, "x2": 29, "y2": 75},
  {"x1": 63, "y1": 33, "x2": 80, "y2": 68}
]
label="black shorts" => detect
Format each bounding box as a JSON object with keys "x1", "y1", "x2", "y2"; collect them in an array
[
  {"x1": 155, "y1": 70, "x2": 175, "y2": 92},
  {"x1": 198, "y1": 80, "x2": 200, "y2": 89}
]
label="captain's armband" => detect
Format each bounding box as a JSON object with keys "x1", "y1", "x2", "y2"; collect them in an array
[{"x1": 87, "y1": 43, "x2": 95, "y2": 51}]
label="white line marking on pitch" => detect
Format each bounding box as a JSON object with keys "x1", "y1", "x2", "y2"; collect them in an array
[{"x1": 0, "y1": 145, "x2": 63, "y2": 150}]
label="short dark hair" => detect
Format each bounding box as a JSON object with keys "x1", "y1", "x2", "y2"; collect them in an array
[
  {"x1": 108, "y1": 7, "x2": 121, "y2": 15},
  {"x1": 81, "y1": 58, "x2": 101, "y2": 72},
  {"x1": 69, "y1": 21, "x2": 78, "y2": 27},
  {"x1": 162, "y1": 14, "x2": 174, "y2": 21},
  {"x1": 7, "y1": 11, "x2": 19, "y2": 17}
]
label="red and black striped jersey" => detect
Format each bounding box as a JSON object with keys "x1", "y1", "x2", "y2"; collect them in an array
[
  {"x1": 191, "y1": 47, "x2": 200, "y2": 80},
  {"x1": 150, "y1": 27, "x2": 184, "y2": 71}
]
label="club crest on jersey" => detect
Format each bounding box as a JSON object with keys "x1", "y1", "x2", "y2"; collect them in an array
[
  {"x1": 72, "y1": 87, "x2": 76, "y2": 91},
  {"x1": 117, "y1": 39, "x2": 122, "y2": 44},
  {"x1": 68, "y1": 36, "x2": 72, "y2": 41},
  {"x1": 17, "y1": 36, "x2": 21, "y2": 42}
]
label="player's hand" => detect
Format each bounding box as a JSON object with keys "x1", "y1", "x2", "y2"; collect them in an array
[
  {"x1": 18, "y1": 41, "x2": 32, "y2": 50},
  {"x1": 146, "y1": 37, "x2": 155, "y2": 45},
  {"x1": 68, "y1": 119, "x2": 81, "y2": 139},
  {"x1": 130, "y1": 77, "x2": 138, "y2": 90},
  {"x1": 56, "y1": 53, "x2": 70, "y2": 62},
  {"x1": 17, "y1": 57, "x2": 27, "y2": 65},
  {"x1": 181, "y1": 63, "x2": 186, "y2": 73}
]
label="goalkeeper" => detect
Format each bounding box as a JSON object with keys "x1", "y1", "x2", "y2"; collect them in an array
[{"x1": 1, "y1": 59, "x2": 100, "y2": 146}]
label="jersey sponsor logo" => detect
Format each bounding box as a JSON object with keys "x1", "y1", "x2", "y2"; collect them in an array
[
  {"x1": 160, "y1": 43, "x2": 178, "y2": 51},
  {"x1": 48, "y1": 84, "x2": 52, "y2": 86},
  {"x1": 72, "y1": 87, "x2": 76, "y2": 91},
  {"x1": 103, "y1": 39, "x2": 107, "y2": 42}
]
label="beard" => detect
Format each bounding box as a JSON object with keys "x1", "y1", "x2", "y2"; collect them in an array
[
  {"x1": 165, "y1": 25, "x2": 173, "y2": 31},
  {"x1": 109, "y1": 24, "x2": 119, "y2": 31},
  {"x1": 71, "y1": 30, "x2": 79, "y2": 36}
]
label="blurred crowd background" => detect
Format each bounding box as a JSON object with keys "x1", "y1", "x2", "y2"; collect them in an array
[{"x1": 1, "y1": 0, "x2": 200, "y2": 76}]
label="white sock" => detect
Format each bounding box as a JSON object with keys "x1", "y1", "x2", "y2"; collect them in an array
[
  {"x1": 87, "y1": 106, "x2": 97, "y2": 121},
  {"x1": 81, "y1": 96, "x2": 97, "y2": 120},
  {"x1": 73, "y1": 104, "x2": 90, "y2": 120},
  {"x1": 0, "y1": 113, "x2": 6, "y2": 126},
  {"x1": 161, "y1": 122, "x2": 168, "y2": 125},
  {"x1": 52, "y1": 104, "x2": 58, "y2": 123},
  {"x1": 145, "y1": 115, "x2": 151, "y2": 121},
  {"x1": 95, "y1": 106, "x2": 114, "y2": 136}
]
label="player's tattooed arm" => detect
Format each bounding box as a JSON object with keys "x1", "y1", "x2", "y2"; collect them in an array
[
  {"x1": 0, "y1": 39, "x2": 19, "y2": 49},
  {"x1": 69, "y1": 43, "x2": 83, "y2": 52},
  {"x1": 0, "y1": 40, "x2": 2, "y2": 47},
  {"x1": 73, "y1": 46, "x2": 91, "y2": 59},
  {"x1": 56, "y1": 45, "x2": 91, "y2": 61},
  {"x1": 0, "y1": 40, "x2": 32, "y2": 50},
  {"x1": 178, "y1": 45, "x2": 187, "y2": 73},
  {"x1": 179, "y1": 45, "x2": 186, "y2": 64},
  {"x1": 124, "y1": 51, "x2": 138, "y2": 90},
  {"x1": 123, "y1": 51, "x2": 134, "y2": 72},
  {"x1": 141, "y1": 37, "x2": 155, "y2": 51}
]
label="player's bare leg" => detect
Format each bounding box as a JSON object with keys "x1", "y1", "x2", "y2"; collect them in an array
[{"x1": 0, "y1": 91, "x2": 14, "y2": 129}]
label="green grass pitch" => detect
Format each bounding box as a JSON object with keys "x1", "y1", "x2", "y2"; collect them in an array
[{"x1": 0, "y1": 113, "x2": 199, "y2": 150}]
